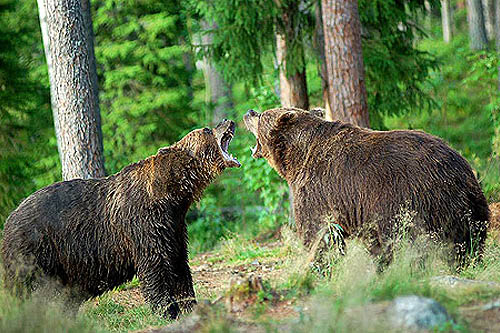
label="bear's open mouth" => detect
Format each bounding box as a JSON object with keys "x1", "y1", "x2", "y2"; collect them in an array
[
  {"x1": 215, "y1": 120, "x2": 240, "y2": 168},
  {"x1": 243, "y1": 109, "x2": 262, "y2": 158}
]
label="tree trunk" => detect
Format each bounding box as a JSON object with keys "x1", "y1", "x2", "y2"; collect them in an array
[
  {"x1": 467, "y1": 0, "x2": 489, "y2": 50},
  {"x1": 313, "y1": 0, "x2": 330, "y2": 114},
  {"x1": 200, "y1": 21, "x2": 233, "y2": 125},
  {"x1": 276, "y1": 1, "x2": 309, "y2": 111},
  {"x1": 494, "y1": 0, "x2": 500, "y2": 160},
  {"x1": 441, "y1": 0, "x2": 453, "y2": 43},
  {"x1": 321, "y1": 0, "x2": 369, "y2": 128},
  {"x1": 276, "y1": 34, "x2": 309, "y2": 110},
  {"x1": 482, "y1": 0, "x2": 495, "y2": 40},
  {"x1": 37, "y1": 0, "x2": 105, "y2": 180}
]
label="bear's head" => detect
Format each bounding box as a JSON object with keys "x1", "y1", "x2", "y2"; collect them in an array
[
  {"x1": 170, "y1": 119, "x2": 240, "y2": 172},
  {"x1": 144, "y1": 119, "x2": 240, "y2": 201},
  {"x1": 243, "y1": 108, "x2": 322, "y2": 178}
]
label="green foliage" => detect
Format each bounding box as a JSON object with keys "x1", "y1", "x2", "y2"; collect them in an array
[
  {"x1": 187, "y1": 0, "x2": 278, "y2": 83},
  {"x1": 359, "y1": 0, "x2": 440, "y2": 128},
  {"x1": 83, "y1": 293, "x2": 169, "y2": 332},
  {"x1": 0, "y1": 290, "x2": 103, "y2": 333},
  {"x1": 93, "y1": 0, "x2": 197, "y2": 173},
  {"x1": 0, "y1": 0, "x2": 54, "y2": 225}
]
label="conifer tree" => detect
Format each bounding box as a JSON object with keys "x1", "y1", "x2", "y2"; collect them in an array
[{"x1": 93, "y1": 0, "x2": 196, "y2": 171}]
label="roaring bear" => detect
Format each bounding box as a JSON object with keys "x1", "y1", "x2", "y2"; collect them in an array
[
  {"x1": 243, "y1": 108, "x2": 489, "y2": 265},
  {"x1": 1, "y1": 120, "x2": 240, "y2": 319}
]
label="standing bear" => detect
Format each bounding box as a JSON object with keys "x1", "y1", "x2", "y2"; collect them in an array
[
  {"x1": 1, "y1": 119, "x2": 240, "y2": 319},
  {"x1": 244, "y1": 108, "x2": 489, "y2": 266}
]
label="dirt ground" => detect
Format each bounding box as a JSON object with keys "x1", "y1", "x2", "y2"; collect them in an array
[{"x1": 105, "y1": 240, "x2": 300, "y2": 325}]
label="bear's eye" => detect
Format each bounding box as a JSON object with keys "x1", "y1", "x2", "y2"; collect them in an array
[{"x1": 203, "y1": 128, "x2": 211, "y2": 134}]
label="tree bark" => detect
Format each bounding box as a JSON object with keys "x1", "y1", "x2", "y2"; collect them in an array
[
  {"x1": 441, "y1": 0, "x2": 453, "y2": 43},
  {"x1": 321, "y1": 0, "x2": 369, "y2": 128},
  {"x1": 482, "y1": 0, "x2": 495, "y2": 40},
  {"x1": 276, "y1": 34, "x2": 309, "y2": 110},
  {"x1": 276, "y1": 1, "x2": 309, "y2": 111},
  {"x1": 37, "y1": 0, "x2": 105, "y2": 180},
  {"x1": 467, "y1": 0, "x2": 489, "y2": 50},
  {"x1": 313, "y1": 0, "x2": 330, "y2": 114},
  {"x1": 494, "y1": 0, "x2": 500, "y2": 160},
  {"x1": 200, "y1": 21, "x2": 233, "y2": 125}
]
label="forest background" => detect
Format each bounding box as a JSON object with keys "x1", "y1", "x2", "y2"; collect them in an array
[{"x1": 1, "y1": 0, "x2": 499, "y2": 256}]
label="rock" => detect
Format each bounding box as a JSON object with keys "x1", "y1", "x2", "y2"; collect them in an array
[
  {"x1": 387, "y1": 295, "x2": 452, "y2": 330},
  {"x1": 431, "y1": 275, "x2": 500, "y2": 289},
  {"x1": 480, "y1": 299, "x2": 500, "y2": 311}
]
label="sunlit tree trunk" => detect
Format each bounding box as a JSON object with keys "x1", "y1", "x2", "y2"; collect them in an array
[
  {"x1": 276, "y1": 0, "x2": 309, "y2": 111},
  {"x1": 493, "y1": 0, "x2": 500, "y2": 160},
  {"x1": 321, "y1": 0, "x2": 369, "y2": 128},
  {"x1": 313, "y1": 0, "x2": 330, "y2": 114},
  {"x1": 467, "y1": 0, "x2": 489, "y2": 50},
  {"x1": 276, "y1": 35, "x2": 309, "y2": 110},
  {"x1": 482, "y1": 0, "x2": 495, "y2": 40},
  {"x1": 37, "y1": 0, "x2": 105, "y2": 180},
  {"x1": 441, "y1": 0, "x2": 453, "y2": 43}
]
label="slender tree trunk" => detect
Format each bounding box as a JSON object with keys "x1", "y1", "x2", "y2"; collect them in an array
[
  {"x1": 200, "y1": 21, "x2": 233, "y2": 125},
  {"x1": 321, "y1": 0, "x2": 369, "y2": 128},
  {"x1": 494, "y1": 0, "x2": 500, "y2": 160},
  {"x1": 276, "y1": 1, "x2": 309, "y2": 111},
  {"x1": 313, "y1": 0, "x2": 330, "y2": 115},
  {"x1": 37, "y1": 0, "x2": 105, "y2": 180},
  {"x1": 467, "y1": 0, "x2": 489, "y2": 50},
  {"x1": 441, "y1": 0, "x2": 453, "y2": 42},
  {"x1": 276, "y1": 33, "x2": 309, "y2": 110},
  {"x1": 482, "y1": 0, "x2": 495, "y2": 40}
]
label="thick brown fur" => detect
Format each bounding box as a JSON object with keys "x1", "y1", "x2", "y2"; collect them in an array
[
  {"x1": 244, "y1": 108, "x2": 490, "y2": 266},
  {"x1": 1, "y1": 121, "x2": 239, "y2": 319}
]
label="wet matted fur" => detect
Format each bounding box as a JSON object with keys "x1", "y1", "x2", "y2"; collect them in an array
[
  {"x1": 1, "y1": 120, "x2": 240, "y2": 319},
  {"x1": 243, "y1": 108, "x2": 489, "y2": 266}
]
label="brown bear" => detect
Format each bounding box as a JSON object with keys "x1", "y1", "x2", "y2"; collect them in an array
[
  {"x1": 243, "y1": 108, "x2": 489, "y2": 266},
  {"x1": 1, "y1": 119, "x2": 240, "y2": 319}
]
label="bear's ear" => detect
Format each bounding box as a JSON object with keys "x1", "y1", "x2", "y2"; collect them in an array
[
  {"x1": 276, "y1": 111, "x2": 297, "y2": 127},
  {"x1": 157, "y1": 147, "x2": 171, "y2": 155}
]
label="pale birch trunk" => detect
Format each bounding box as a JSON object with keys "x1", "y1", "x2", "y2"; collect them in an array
[{"x1": 441, "y1": 0, "x2": 453, "y2": 43}]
